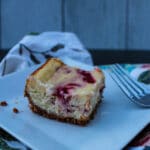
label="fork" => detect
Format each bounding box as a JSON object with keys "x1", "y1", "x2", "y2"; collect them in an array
[{"x1": 109, "y1": 64, "x2": 150, "y2": 107}]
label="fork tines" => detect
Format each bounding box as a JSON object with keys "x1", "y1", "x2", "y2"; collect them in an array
[{"x1": 110, "y1": 64, "x2": 147, "y2": 100}]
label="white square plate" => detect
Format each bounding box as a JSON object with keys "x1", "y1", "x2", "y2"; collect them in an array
[{"x1": 0, "y1": 64, "x2": 149, "y2": 150}]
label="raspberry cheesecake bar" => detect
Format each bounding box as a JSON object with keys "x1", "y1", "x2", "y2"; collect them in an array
[{"x1": 25, "y1": 58, "x2": 105, "y2": 125}]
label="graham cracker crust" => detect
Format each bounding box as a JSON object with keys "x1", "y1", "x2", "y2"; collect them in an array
[
  {"x1": 25, "y1": 89, "x2": 101, "y2": 126},
  {"x1": 29, "y1": 100, "x2": 101, "y2": 126}
]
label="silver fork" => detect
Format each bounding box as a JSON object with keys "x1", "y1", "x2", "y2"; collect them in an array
[{"x1": 109, "y1": 64, "x2": 150, "y2": 107}]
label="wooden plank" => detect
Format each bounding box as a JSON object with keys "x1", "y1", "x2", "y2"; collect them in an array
[
  {"x1": 64, "y1": 0, "x2": 126, "y2": 49},
  {"x1": 1, "y1": 0, "x2": 61, "y2": 49},
  {"x1": 128, "y1": 0, "x2": 150, "y2": 50}
]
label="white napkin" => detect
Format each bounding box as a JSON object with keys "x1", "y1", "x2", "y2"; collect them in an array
[{"x1": 0, "y1": 32, "x2": 93, "y2": 76}]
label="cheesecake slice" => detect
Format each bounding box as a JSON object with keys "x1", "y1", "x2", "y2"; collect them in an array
[{"x1": 24, "y1": 58, "x2": 105, "y2": 125}]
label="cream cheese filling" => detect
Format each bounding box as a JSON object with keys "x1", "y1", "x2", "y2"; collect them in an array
[{"x1": 27, "y1": 77, "x2": 103, "y2": 120}]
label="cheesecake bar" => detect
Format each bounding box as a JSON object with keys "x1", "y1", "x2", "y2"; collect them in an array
[{"x1": 24, "y1": 58, "x2": 105, "y2": 125}]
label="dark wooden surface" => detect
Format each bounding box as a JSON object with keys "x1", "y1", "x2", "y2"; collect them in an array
[
  {"x1": 90, "y1": 50, "x2": 150, "y2": 65},
  {"x1": 0, "y1": 50, "x2": 7, "y2": 61},
  {"x1": 1, "y1": 49, "x2": 150, "y2": 65}
]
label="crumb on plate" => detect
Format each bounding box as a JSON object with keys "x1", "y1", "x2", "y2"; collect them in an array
[
  {"x1": 0, "y1": 101, "x2": 8, "y2": 106},
  {"x1": 13, "y1": 108, "x2": 19, "y2": 113}
]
